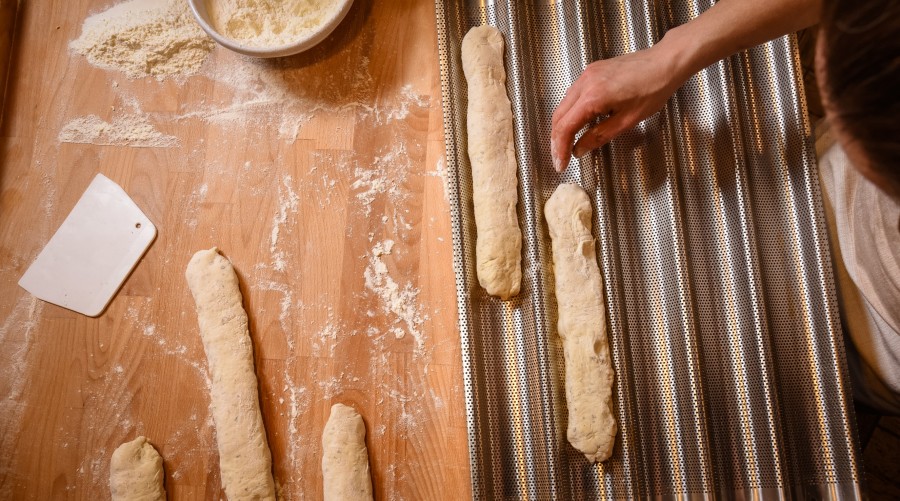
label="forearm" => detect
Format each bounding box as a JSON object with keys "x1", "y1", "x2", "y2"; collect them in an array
[
  {"x1": 658, "y1": 0, "x2": 820, "y2": 84},
  {"x1": 550, "y1": 0, "x2": 821, "y2": 170}
]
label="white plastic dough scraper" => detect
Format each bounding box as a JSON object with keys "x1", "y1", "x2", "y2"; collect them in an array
[{"x1": 19, "y1": 174, "x2": 157, "y2": 316}]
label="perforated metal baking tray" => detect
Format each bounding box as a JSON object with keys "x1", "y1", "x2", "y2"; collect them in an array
[{"x1": 435, "y1": 1, "x2": 864, "y2": 499}]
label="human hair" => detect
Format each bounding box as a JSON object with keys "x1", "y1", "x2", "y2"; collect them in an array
[{"x1": 818, "y1": 0, "x2": 900, "y2": 199}]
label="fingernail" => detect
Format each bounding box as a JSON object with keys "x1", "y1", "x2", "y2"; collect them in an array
[
  {"x1": 573, "y1": 145, "x2": 586, "y2": 158},
  {"x1": 550, "y1": 142, "x2": 559, "y2": 171}
]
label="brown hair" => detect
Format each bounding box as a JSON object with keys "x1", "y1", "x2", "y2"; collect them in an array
[{"x1": 818, "y1": 0, "x2": 900, "y2": 198}]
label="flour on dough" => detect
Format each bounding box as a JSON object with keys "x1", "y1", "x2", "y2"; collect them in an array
[
  {"x1": 322, "y1": 403, "x2": 374, "y2": 501},
  {"x1": 186, "y1": 248, "x2": 276, "y2": 500},
  {"x1": 461, "y1": 25, "x2": 522, "y2": 300},
  {"x1": 109, "y1": 436, "x2": 166, "y2": 501},
  {"x1": 545, "y1": 183, "x2": 616, "y2": 462}
]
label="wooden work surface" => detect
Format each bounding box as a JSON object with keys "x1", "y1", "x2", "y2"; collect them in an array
[{"x1": 0, "y1": 1, "x2": 470, "y2": 499}]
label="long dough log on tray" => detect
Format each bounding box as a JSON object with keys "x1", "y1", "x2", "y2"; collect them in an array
[
  {"x1": 545, "y1": 184, "x2": 616, "y2": 462},
  {"x1": 461, "y1": 25, "x2": 522, "y2": 300}
]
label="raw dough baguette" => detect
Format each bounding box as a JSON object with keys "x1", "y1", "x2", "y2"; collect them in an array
[
  {"x1": 109, "y1": 436, "x2": 166, "y2": 501},
  {"x1": 545, "y1": 184, "x2": 616, "y2": 462},
  {"x1": 461, "y1": 25, "x2": 522, "y2": 299},
  {"x1": 321, "y1": 403, "x2": 374, "y2": 501},
  {"x1": 185, "y1": 248, "x2": 276, "y2": 500}
]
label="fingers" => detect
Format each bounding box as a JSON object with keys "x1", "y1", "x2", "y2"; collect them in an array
[
  {"x1": 572, "y1": 114, "x2": 631, "y2": 158},
  {"x1": 551, "y1": 64, "x2": 604, "y2": 172},
  {"x1": 552, "y1": 76, "x2": 584, "y2": 131},
  {"x1": 551, "y1": 92, "x2": 610, "y2": 172},
  {"x1": 550, "y1": 84, "x2": 585, "y2": 172}
]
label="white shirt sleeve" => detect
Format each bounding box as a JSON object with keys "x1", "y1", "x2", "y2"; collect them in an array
[{"x1": 817, "y1": 120, "x2": 900, "y2": 413}]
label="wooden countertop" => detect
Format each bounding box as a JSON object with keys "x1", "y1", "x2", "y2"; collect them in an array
[{"x1": 0, "y1": 1, "x2": 470, "y2": 498}]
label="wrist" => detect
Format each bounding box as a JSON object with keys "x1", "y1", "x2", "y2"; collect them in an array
[{"x1": 654, "y1": 24, "x2": 705, "y2": 90}]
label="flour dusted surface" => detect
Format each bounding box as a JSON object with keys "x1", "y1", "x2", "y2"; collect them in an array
[
  {"x1": 206, "y1": 0, "x2": 344, "y2": 47},
  {"x1": 364, "y1": 240, "x2": 426, "y2": 352},
  {"x1": 2, "y1": 0, "x2": 471, "y2": 497}
]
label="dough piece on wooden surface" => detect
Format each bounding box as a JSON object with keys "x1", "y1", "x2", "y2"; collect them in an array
[
  {"x1": 185, "y1": 248, "x2": 276, "y2": 500},
  {"x1": 545, "y1": 183, "x2": 616, "y2": 462},
  {"x1": 461, "y1": 25, "x2": 522, "y2": 299},
  {"x1": 110, "y1": 436, "x2": 166, "y2": 501},
  {"x1": 321, "y1": 403, "x2": 374, "y2": 501}
]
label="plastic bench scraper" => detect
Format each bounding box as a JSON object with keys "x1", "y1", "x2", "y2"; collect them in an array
[{"x1": 18, "y1": 174, "x2": 157, "y2": 317}]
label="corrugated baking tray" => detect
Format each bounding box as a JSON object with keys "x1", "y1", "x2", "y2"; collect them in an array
[{"x1": 435, "y1": 0, "x2": 864, "y2": 499}]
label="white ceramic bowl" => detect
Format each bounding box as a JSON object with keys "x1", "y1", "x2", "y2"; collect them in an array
[{"x1": 188, "y1": 0, "x2": 354, "y2": 58}]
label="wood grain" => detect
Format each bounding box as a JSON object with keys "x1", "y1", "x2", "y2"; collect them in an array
[
  {"x1": 0, "y1": 1, "x2": 470, "y2": 499},
  {"x1": 0, "y1": 0, "x2": 17, "y2": 126}
]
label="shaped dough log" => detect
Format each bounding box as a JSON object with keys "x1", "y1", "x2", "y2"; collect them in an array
[
  {"x1": 110, "y1": 436, "x2": 166, "y2": 501},
  {"x1": 321, "y1": 403, "x2": 373, "y2": 501},
  {"x1": 545, "y1": 184, "x2": 616, "y2": 462},
  {"x1": 462, "y1": 25, "x2": 522, "y2": 299},
  {"x1": 186, "y1": 248, "x2": 276, "y2": 500}
]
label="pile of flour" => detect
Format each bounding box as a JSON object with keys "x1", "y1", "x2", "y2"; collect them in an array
[
  {"x1": 206, "y1": 0, "x2": 343, "y2": 47},
  {"x1": 58, "y1": 114, "x2": 178, "y2": 148},
  {"x1": 70, "y1": 0, "x2": 215, "y2": 79}
]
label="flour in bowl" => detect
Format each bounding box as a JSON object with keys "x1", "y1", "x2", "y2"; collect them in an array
[{"x1": 206, "y1": 0, "x2": 345, "y2": 48}]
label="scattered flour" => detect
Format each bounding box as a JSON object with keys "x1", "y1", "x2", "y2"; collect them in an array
[
  {"x1": 283, "y1": 384, "x2": 310, "y2": 481},
  {"x1": 364, "y1": 240, "x2": 425, "y2": 352},
  {"x1": 270, "y1": 176, "x2": 300, "y2": 272},
  {"x1": 58, "y1": 114, "x2": 179, "y2": 148},
  {"x1": 317, "y1": 372, "x2": 363, "y2": 400},
  {"x1": 185, "y1": 183, "x2": 208, "y2": 230},
  {"x1": 65, "y1": 2, "x2": 433, "y2": 152},
  {"x1": 86, "y1": 446, "x2": 109, "y2": 482},
  {"x1": 429, "y1": 388, "x2": 445, "y2": 410},
  {"x1": 253, "y1": 280, "x2": 295, "y2": 344},
  {"x1": 39, "y1": 173, "x2": 58, "y2": 219},
  {"x1": 206, "y1": 0, "x2": 344, "y2": 48},
  {"x1": 177, "y1": 55, "x2": 374, "y2": 142},
  {"x1": 317, "y1": 322, "x2": 339, "y2": 356},
  {"x1": 70, "y1": 0, "x2": 215, "y2": 80},
  {"x1": 347, "y1": 143, "x2": 412, "y2": 217},
  {"x1": 378, "y1": 84, "x2": 431, "y2": 122},
  {"x1": 173, "y1": 56, "x2": 429, "y2": 144},
  {"x1": 351, "y1": 166, "x2": 389, "y2": 217},
  {"x1": 428, "y1": 156, "x2": 450, "y2": 202},
  {"x1": 56, "y1": 8, "x2": 447, "y2": 493},
  {"x1": 0, "y1": 295, "x2": 41, "y2": 476}
]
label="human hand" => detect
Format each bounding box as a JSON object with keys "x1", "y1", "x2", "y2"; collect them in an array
[
  {"x1": 550, "y1": 0, "x2": 821, "y2": 172},
  {"x1": 550, "y1": 44, "x2": 684, "y2": 172}
]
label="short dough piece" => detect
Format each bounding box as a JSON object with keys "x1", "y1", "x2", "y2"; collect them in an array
[
  {"x1": 545, "y1": 184, "x2": 616, "y2": 462},
  {"x1": 462, "y1": 25, "x2": 522, "y2": 299},
  {"x1": 110, "y1": 436, "x2": 166, "y2": 501},
  {"x1": 322, "y1": 403, "x2": 374, "y2": 501},
  {"x1": 186, "y1": 248, "x2": 276, "y2": 500}
]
